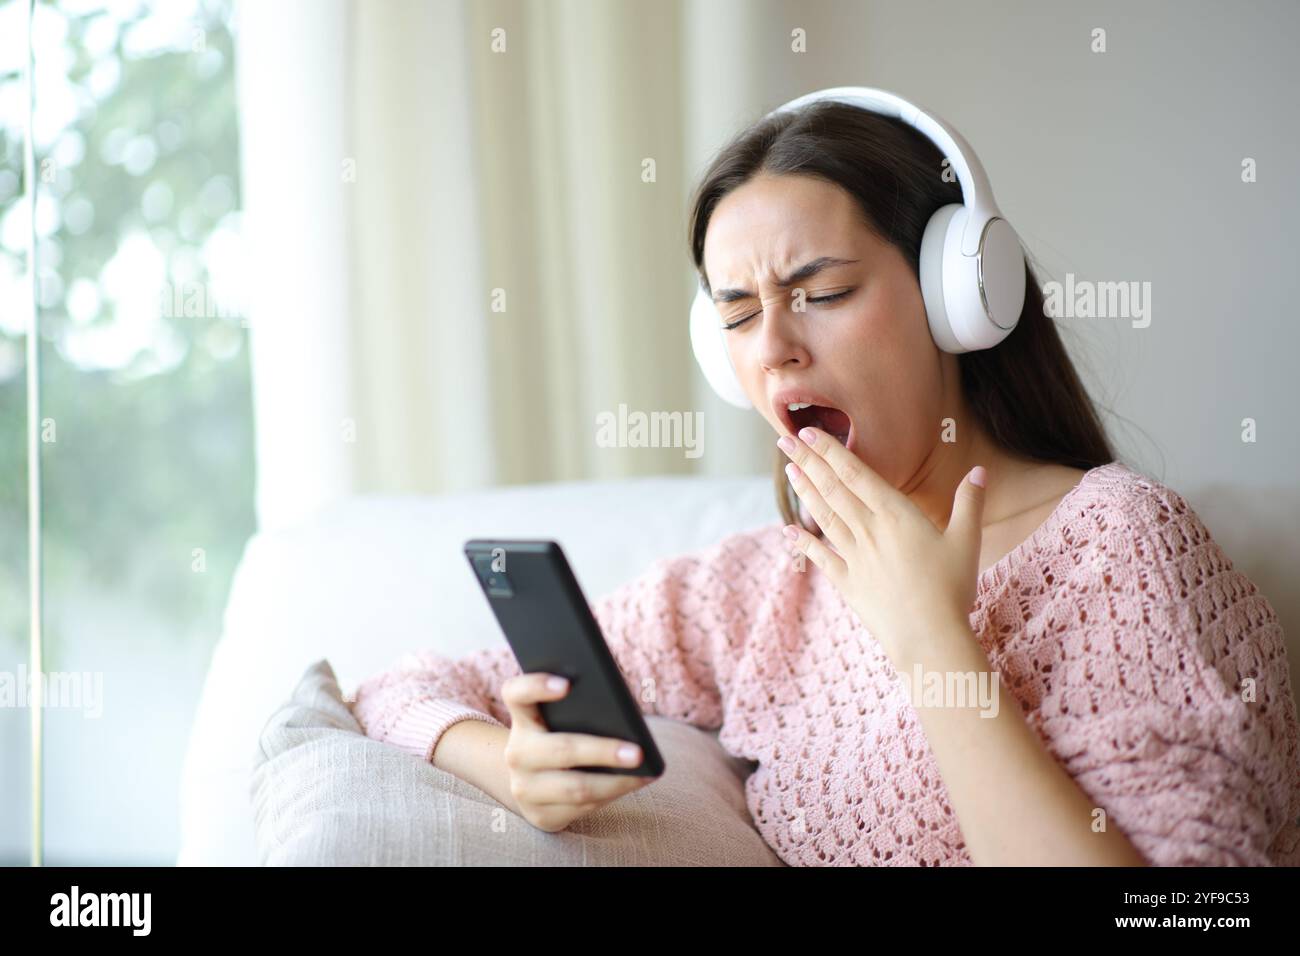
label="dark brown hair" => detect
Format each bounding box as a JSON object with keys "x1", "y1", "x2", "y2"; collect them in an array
[{"x1": 686, "y1": 100, "x2": 1117, "y2": 535}]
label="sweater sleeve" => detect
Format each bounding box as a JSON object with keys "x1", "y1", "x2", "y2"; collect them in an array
[
  {"x1": 1033, "y1": 483, "x2": 1300, "y2": 866},
  {"x1": 346, "y1": 537, "x2": 759, "y2": 763}
]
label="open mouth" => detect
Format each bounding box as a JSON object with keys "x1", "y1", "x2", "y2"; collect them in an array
[{"x1": 783, "y1": 403, "x2": 854, "y2": 452}]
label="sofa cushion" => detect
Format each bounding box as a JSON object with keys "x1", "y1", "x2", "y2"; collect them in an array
[{"x1": 250, "y1": 659, "x2": 787, "y2": 866}]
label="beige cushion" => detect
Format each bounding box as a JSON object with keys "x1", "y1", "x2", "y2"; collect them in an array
[{"x1": 250, "y1": 659, "x2": 787, "y2": 866}]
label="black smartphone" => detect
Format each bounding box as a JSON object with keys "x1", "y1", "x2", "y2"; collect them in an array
[{"x1": 463, "y1": 539, "x2": 665, "y2": 777}]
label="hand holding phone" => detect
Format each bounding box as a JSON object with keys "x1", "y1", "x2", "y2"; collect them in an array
[
  {"x1": 497, "y1": 670, "x2": 654, "y2": 832},
  {"x1": 464, "y1": 538, "x2": 667, "y2": 830}
]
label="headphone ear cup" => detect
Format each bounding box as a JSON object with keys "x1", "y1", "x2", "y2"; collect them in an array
[
  {"x1": 690, "y1": 287, "x2": 753, "y2": 409},
  {"x1": 919, "y1": 203, "x2": 966, "y2": 353},
  {"x1": 919, "y1": 205, "x2": 1026, "y2": 352},
  {"x1": 972, "y1": 217, "x2": 1026, "y2": 333}
]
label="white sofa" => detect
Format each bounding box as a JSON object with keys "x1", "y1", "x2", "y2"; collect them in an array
[{"x1": 177, "y1": 474, "x2": 780, "y2": 866}]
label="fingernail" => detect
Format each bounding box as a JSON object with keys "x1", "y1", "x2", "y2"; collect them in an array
[
  {"x1": 798, "y1": 427, "x2": 817, "y2": 444},
  {"x1": 782, "y1": 525, "x2": 798, "y2": 540},
  {"x1": 547, "y1": 676, "x2": 568, "y2": 692},
  {"x1": 777, "y1": 435, "x2": 795, "y2": 454},
  {"x1": 618, "y1": 744, "x2": 641, "y2": 765},
  {"x1": 785, "y1": 462, "x2": 801, "y2": 481},
  {"x1": 969, "y1": 466, "x2": 986, "y2": 488}
]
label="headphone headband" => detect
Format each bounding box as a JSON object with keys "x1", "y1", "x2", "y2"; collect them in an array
[{"x1": 768, "y1": 87, "x2": 1001, "y2": 256}]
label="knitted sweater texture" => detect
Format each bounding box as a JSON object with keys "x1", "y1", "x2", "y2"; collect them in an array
[{"x1": 349, "y1": 462, "x2": 1300, "y2": 866}]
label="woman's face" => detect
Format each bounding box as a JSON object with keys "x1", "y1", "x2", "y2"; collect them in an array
[{"x1": 701, "y1": 172, "x2": 959, "y2": 490}]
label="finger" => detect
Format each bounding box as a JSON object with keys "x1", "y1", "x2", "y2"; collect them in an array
[
  {"x1": 523, "y1": 769, "x2": 651, "y2": 807},
  {"x1": 514, "y1": 731, "x2": 643, "y2": 772},
  {"x1": 782, "y1": 459, "x2": 858, "y2": 555},
  {"x1": 501, "y1": 672, "x2": 570, "y2": 733},
  {"x1": 783, "y1": 520, "x2": 848, "y2": 583},
  {"x1": 945, "y1": 465, "x2": 988, "y2": 547},
  {"x1": 788, "y1": 426, "x2": 896, "y2": 515},
  {"x1": 778, "y1": 432, "x2": 871, "y2": 539}
]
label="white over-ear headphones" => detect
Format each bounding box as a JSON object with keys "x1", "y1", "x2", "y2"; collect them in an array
[{"x1": 689, "y1": 86, "x2": 1027, "y2": 410}]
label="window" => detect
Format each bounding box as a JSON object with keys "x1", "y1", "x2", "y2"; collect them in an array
[{"x1": 0, "y1": 0, "x2": 254, "y2": 864}]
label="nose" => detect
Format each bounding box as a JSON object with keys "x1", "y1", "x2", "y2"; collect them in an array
[{"x1": 752, "y1": 294, "x2": 811, "y2": 374}]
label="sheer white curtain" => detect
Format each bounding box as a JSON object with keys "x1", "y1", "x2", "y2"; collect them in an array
[
  {"x1": 237, "y1": 0, "x2": 497, "y2": 531},
  {"x1": 236, "y1": 0, "x2": 370, "y2": 532},
  {"x1": 235, "y1": 0, "x2": 862, "y2": 531}
]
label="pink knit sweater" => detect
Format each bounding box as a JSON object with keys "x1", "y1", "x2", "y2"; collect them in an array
[{"x1": 348, "y1": 461, "x2": 1300, "y2": 866}]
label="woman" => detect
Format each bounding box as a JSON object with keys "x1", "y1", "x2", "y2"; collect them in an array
[{"x1": 350, "y1": 98, "x2": 1300, "y2": 866}]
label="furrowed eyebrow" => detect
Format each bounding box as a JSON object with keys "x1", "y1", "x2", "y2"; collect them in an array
[{"x1": 710, "y1": 256, "x2": 860, "y2": 304}]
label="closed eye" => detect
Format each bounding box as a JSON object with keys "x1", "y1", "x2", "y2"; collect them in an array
[{"x1": 722, "y1": 289, "x2": 853, "y2": 331}]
